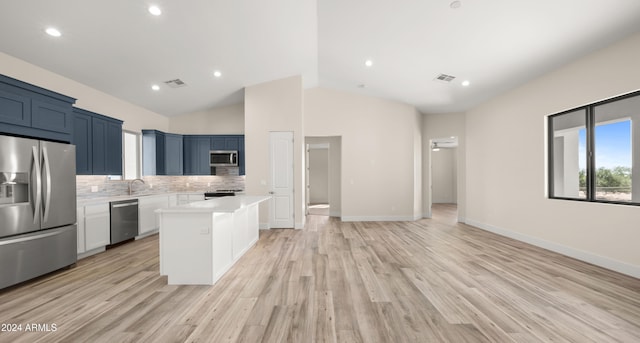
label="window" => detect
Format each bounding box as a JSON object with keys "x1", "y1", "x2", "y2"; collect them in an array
[
  {"x1": 123, "y1": 131, "x2": 141, "y2": 180},
  {"x1": 548, "y1": 91, "x2": 639, "y2": 205}
]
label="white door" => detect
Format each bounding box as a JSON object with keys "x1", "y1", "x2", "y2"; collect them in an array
[{"x1": 269, "y1": 131, "x2": 294, "y2": 228}]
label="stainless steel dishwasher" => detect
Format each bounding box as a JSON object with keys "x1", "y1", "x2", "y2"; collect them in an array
[{"x1": 110, "y1": 199, "x2": 139, "y2": 245}]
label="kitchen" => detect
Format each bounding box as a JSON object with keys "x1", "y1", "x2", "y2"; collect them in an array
[
  {"x1": 2, "y1": 1, "x2": 640, "y2": 342},
  {"x1": 0, "y1": 72, "x2": 263, "y2": 285}
]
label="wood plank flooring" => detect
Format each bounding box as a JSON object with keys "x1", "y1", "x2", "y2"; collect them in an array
[{"x1": 1, "y1": 204, "x2": 639, "y2": 342}]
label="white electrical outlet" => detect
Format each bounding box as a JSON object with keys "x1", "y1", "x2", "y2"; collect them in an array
[
  {"x1": 186, "y1": 183, "x2": 190, "y2": 187},
  {"x1": 90, "y1": 185, "x2": 99, "y2": 193},
  {"x1": 207, "y1": 182, "x2": 211, "y2": 187},
  {"x1": 149, "y1": 183, "x2": 153, "y2": 189}
]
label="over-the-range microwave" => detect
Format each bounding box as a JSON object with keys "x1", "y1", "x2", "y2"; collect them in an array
[{"x1": 210, "y1": 150, "x2": 238, "y2": 167}]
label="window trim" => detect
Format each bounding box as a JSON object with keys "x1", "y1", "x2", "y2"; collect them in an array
[
  {"x1": 548, "y1": 89, "x2": 639, "y2": 206},
  {"x1": 122, "y1": 130, "x2": 142, "y2": 180}
]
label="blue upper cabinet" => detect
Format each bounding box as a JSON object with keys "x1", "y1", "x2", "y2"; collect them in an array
[
  {"x1": 165, "y1": 133, "x2": 183, "y2": 175},
  {"x1": 72, "y1": 107, "x2": 123, "y2": 175},
  {"x1": 183, "y1": 136, "x2": 210, "y2": 175},
  {"x1": 184, "y1": 134, "x2": 244, "y2": 175},
  {"x1": 0, "y1": 74, "x2": 76, "y2": 142},
  {"x1": 210, "y1": 136, "x2": 225, "y2": 150},
  {"x1": 0, "y1": 88, "x2": 31, "y2": 127},
  {"x1": 238, "y1": 136, "x2": 245, "y2": 176},
  {"x1": 142, "y1": 130, "x2": 183, "y2": 176},
  {"x1": 72, "y1": 110, "x2": 92, "y2": 175},
  {"x1": 148, "y1": 132, "x2": 244, "y2": 176},
  {"x1": 210, "y1": 135, "x2": 240, "y2": 151}
]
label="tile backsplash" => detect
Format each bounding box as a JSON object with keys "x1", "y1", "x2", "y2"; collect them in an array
[{"x1": 77, "y1": 175, "x2": 245, "y2": 199}]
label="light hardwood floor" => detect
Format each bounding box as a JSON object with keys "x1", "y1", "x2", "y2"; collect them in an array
[{"x1": 1, "y1": 204, "x2": 639, "y2": 342}]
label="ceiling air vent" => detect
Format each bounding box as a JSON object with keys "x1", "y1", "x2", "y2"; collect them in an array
[
  {"x1": 164, "y1": 78, "x2": 187, "y2": 88},
  {"x1": 434, "y1": 73, "x2": 456, "y2": 83}
]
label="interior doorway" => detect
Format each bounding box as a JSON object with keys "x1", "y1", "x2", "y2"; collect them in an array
[
  {"x1": 305, "y1": 136, "x2": 341, "y2": 218},
  {"x1": 429, "y1": 137, "x2": 459, "y2": 219},
  {"x1": 307, "y1": 143, "x2": 330, "y2": 216}
]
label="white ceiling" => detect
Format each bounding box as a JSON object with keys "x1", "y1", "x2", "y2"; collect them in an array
[{"x1": 1, "y1": 1, "x2": 640, "y2": 117}]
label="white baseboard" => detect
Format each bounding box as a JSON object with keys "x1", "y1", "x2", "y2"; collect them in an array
[
  {"x1": 77, "y1": 247, "x2": 105, "y2": 260},
  {"x1": 259, "y1": 222, "x2": 304, "y2": 229},
  {"x1": 341, "y1": 215, "x2": 417, "y2": 222},
  {"x1": 135, "y1": 230, "x2": 158, "y2": 239},
  {"x1": 465, "y1": 219, "x2": 640, "y2": 279}
]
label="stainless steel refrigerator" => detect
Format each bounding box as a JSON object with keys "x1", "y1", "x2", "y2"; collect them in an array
[{"x1": 0, "y1": 134, "x2": 77, "y2": 290}]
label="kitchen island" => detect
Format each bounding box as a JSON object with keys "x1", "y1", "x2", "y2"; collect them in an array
[{"x1": 156, "y1": 195, "x2": 269, "y2": 285}]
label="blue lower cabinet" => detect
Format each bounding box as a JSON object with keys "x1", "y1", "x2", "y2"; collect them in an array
[{"x1": 72, "y1": 107, "x2": 123, "y2": 175}]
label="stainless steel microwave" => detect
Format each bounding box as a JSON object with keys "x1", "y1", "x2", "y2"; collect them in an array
[{"x1": 210, "y1": 150, "x2": 238, "y2": 167}]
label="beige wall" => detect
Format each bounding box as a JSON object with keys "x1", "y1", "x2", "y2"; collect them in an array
[
  {"x1": 308, "y1": 148, "x2": 329, "y2": 204},
  {"x1": 304, "y1": 88, "x2": 422, "y2": 220},
  {"x1": 169, "y1": 103, "x2": 244, "y2": 134},
  {"x1": 465, "y1": 32, "x2": 640, "y2": 277},
  {"x1": 245, "y1": 76, "x2": 305, "y2": 228},
  {"x1": 422, "y1": 112, "x2": 466, "y2": 220},
  {"x1": 0, "y1": 52, "x2": 168, "y2": 133}
]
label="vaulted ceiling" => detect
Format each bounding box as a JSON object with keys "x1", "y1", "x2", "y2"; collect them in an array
[{"x1": 2, "y1": 0, "x2": 640, "y2": 116}]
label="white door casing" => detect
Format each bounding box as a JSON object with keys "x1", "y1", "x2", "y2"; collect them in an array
[{"x1": 269, "y1": 131, "x2": 294, "y2": 228}]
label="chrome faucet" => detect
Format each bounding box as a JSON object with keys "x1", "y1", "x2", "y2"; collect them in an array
[{"x1": 128, "y1": 178, "x2": 145, "y2": 195}]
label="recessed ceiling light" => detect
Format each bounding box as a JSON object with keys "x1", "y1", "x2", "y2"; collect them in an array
[
  {"x1": 461, "y1": 80, "x2": 470, "y2": 87},
  {"x1": 450, "y1": 1, "x2": 462, "y2": 9},
  {"x1": 148, "y1": 5, "x2": 162, "y2": 16},
  {"x1": 365, "y1": 59, "x2": 373, "y2": 67},
  {"x1": 151, "y1": 84, "x2": 160, "y2": 91},
  {"x1": 45, "y1": 27, "x2": 61, "y2": 37},
  {"x1": 213, "y1": 70, "x2": 222, "y2": 78}
]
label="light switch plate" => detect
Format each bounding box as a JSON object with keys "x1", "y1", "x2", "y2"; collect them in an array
[{"x1": 90, "y1": 186, "x2": 99, "y2": 193}]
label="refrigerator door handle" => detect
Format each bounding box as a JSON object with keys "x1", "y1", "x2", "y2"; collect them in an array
[
  {"x1": 42, "y1": 146, "x2": 52, "y2": 222},
  {"x1": 32, "y1": 146, "x2": 42, "y2": 224}
]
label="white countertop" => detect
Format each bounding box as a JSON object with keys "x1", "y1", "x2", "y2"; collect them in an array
[
  {"x1": 156, "y1": 195, "x2": 270, "y2": 214},
  {"x1": 77, "y1": 192, "x2": 203, "y2": 206}
]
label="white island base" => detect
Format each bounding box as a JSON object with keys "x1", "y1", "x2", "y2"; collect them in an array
[{"x1": 156, "y1": 196, "x2": 269, "y2": 285}]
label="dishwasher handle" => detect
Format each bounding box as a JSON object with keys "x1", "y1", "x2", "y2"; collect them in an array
[{"x1": 111, "y1": 202, "x2": 139, "y2": 208}]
